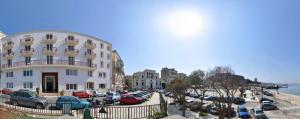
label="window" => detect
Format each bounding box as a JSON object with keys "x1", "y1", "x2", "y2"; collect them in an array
[
  {"x1": 6, "y1": 82, "x2": 13, "y2": 88},
  {"x1": 66, "y1": 69, "x2": 77, "y2": 76},
  {"x1": 6, "y1": 72, "x2": 13, "y2": 78},
  {"x1": 107, "y1": 54, "x2": 110, "y2": 59},
  {"x1": 99, "y1": 84, "x2": 106, "y2": 89},
  {"x1": 7, "y1": 49, "x2": 12, "y2": 54},
  {"x1": 100, "y1": 61, "x2": 103, "y2": 68},
  {"x1": 23, "y1": 82, "x2": 33, "y2": 89},
  {"x1": 67, "y1": 35, "x2": 74, "y2": 40},
  {"x1": 107, "y1": 46, "x2": 111, "y2": 51},
  {"x1": 46, "y1": 34, "x2": 53, "y2": 39},
  {"x1": 142, "y1": 75, "x2": 144, "y2": 79},
  {"x1": 142, "y1": 80, "x2": 144, "y2": 86},
  {"x1": 88, "y1": 71, "x2": 93, "y2": 77},
  {"x1": 136, "y1": 82, "x2": 138, "y2": 86},
  {"x1": 103, "y1": 72, "x2": 106, "y2": 78},
  {"x1": 100, "y1": 43, "x2": 103, "y2": 49},
  {"x1": 68, "y1": 57, "x2": 75, "y2": 65},
  {"x1": 47, "y1": 56, "x2": 53, "y2": 64},
  {"x1": 68, "y1": 45, "x2": 74, "y2": 51},
  {"x1": 66, "y1": 84, "x2": 77, "y2": 90},
  {"x1": 98, "y1": 72, "x2": 102, "y2": 77},
  {"x1": 100, "y1": 52, "x2": 103, "y2": 58},
  {"x1": 7, "y1": 59, "x2": 12, "y2": 67},
  {"x1": 87, "y1": 49, "x2": 92, "y2": 54},
  {"x1": 86, "y1": 82, "x2": 94, "y2": 90},
  {"x1": 23, "y1": 70, "x2": 33, "y2": 76},
  {"x1": 107, "y1": 63, "x2": 110, "y2": 69},
  {"x1": 87, "y1": 59, "x2": 92, "y2": 67},
  {"x1": 25, "y1": 45, "x2": 31, "y2": 51},
  {"x1": 46, "y1": 44, "x2": 53, "y2": 50},
  {"x1": 25, "y1": 57, "x2": 31, "y2": 65}
]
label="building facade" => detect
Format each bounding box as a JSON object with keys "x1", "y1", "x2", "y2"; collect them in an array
[
  {"x1": 130, "y1": 69, "x2": 163, "y2": 90},
  {"x1": 112, "y1": 50, "x2": 124, "y2": 91},
  {"x1": 161, "y1": 67, "x2": 187, "y2": 87},
  {"x1": 0, "y1": 31, "x2": 113, "y2": 95}
]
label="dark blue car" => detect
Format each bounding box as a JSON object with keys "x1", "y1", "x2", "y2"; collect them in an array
[
  {"x1": 237, "y1": 105, "x2": 251, "y2": 118},
  {"x1": 56, "y1": 96, "x2": 91, "y2": 110}
]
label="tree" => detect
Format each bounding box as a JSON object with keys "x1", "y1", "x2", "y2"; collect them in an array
[
  {"x1": 209, "y1": 66, "x2": 244, "y2": 119},
  {"x1": 188, "y1": 69, "x2": 209, "y2": 116},
  {"x1": 167, "y1": 77, "x2": 190, "y2": 117}
]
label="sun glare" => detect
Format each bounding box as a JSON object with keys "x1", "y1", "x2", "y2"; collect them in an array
[{"x1": 163, "y1": 10, "x2": 203, "y2": 38}]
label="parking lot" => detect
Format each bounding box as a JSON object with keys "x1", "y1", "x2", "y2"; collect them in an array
[{"x1": 164, "y1": 90, "x2": 300, "y2": 119}]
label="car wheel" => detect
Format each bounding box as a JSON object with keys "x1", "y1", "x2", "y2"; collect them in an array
[
  {"x1": 12, "y1": 101, "x2": 18, "y2": 106},
  {"x1": 36, "y1": 103, "x2": 43, "y2": 109}
]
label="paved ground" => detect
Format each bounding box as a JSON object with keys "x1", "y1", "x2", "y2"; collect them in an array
[{"x1": 164, "y1": 90, "x2": 300, "y2": 119}]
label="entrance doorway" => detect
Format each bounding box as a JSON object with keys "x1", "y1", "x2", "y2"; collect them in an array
[{"x1": 42, "y1": 72, "x2": 58, "y2": 93}]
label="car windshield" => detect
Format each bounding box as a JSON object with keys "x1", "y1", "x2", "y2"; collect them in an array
[
  {"x1": 240, "y1": 108, "x2": 247, "y2": 112},
  {"x1": 28, "y1": 92, "x2": 37, "y2": 98},
  {"x1": 256, "y1": 110, "x2": 263, "y2": 114}
]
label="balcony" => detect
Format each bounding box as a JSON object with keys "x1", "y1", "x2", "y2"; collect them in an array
[
  {"x1": 84, "y1": 41, "x2": 96, "y2": 49},
  {"x1": 2, "y1": 42, "x2": 14, "y2": 49},
  {"x1": 20, "y1": 37, "x2": 34, "y2": 46},
  {"x1": 42, "y1": 36, "x2": 57, "y2": 44},
  {"x1": 1, "y1": 60, "x2": 97, "y2": 70},
  {"x1": 20, "y1": 49, "x2": 34, "y2": 57},
  {"x1": 65, "y1": 48, "x2": 79, "y2": 56},
  {"x1": 85, "y1": 52, "x2": 96, "y2": 59},
  {"x1": 2, "y1": 52, "x2": 14, "y2": 59},
  {"x1": 42, "y1": 47, "x2": 57, "y2": 55},
  {"x1": 64, "y1": 38, "x2": 79, "y2": 46}
]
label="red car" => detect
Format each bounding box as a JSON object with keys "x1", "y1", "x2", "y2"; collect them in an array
[
  {"x1": 72, "y1": 91, "x2": 92, "y2": 98},
  {"x1": 120, "y1": 94, "x2": 143, "y2": 105},
  {"x1": 1, "y1": 88, "x2": 13, "y2": 95}
]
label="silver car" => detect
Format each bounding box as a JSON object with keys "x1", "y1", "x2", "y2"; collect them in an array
[
  {"x1": 250, "y1": 108, "x2": 266, "y2": 119},
  {"x1": 10, "y1": 90, "x2": 48, "y2": 109}
]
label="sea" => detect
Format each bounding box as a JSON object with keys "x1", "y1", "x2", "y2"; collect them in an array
[{"x1": 279, "y1": 84, "x2": 300, "y2": 96}]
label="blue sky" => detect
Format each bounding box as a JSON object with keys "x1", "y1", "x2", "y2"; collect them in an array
[{"x1": 0, "y1": 0, "x2": 299, "y2": 84}]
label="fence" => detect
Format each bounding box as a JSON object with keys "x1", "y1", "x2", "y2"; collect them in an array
[{"x1": 0, "y1": 94, "x2": 168, "y2": 119}]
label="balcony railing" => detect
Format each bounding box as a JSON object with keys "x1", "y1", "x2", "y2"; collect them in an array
[
  {"x1": 85, "y1": 52, "x2": 96, "y2": 59},
  {"x1": 20, "y1": 48, "x2": 34, "y2": 56},
  {"x1": 2, "y1": 42, "x2": 14, "y2": 49},
  {"x1": 42, "y1": 36, "x2": 57, "y2": 44},
  {"x1": 42, "y1": 47, "x2": 57, "y2": 55},
  {"x1": 2, "y1": 60, "x2": 97, "y2": 70},
  {"x1": 20, "y1": 37, "x2": 34, "y2": 45},
  {"x1": 2, "y1": 52, "x2": 14, "y2": 59},
  {"x1": 64, "y1": 38, "x2": 79, "y2": 46},
  {"x1": 84, "y1": 41, "x2": 96, "y2": 49},
  {"x1": 65, "y1": 48, "x2": 79, "y2": 56}
]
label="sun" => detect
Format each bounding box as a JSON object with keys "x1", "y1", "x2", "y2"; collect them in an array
[{"x1": 163, "y1": 10, "x2": 203, "y2": 38}]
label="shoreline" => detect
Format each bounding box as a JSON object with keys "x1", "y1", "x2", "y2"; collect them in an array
[{"x1": 270, "y1": 91, "x2": 300, "y2": 106}]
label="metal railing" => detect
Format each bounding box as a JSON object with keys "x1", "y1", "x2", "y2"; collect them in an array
[{"x1": 1, "y1": 59, "x2": 97, "y2": 69}]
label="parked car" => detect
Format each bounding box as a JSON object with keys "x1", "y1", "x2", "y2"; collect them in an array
[
  {"x1": 92, "y1": 90, "x2": 106, "y2": 97},
  {"x1": 120, "y1": 94, "x2": 143, "y2": 105},
  {"x1": 106, "y1": 91, "x2": 121, "y2": 101},
  {"x1": 56, "y1": 96, "x2": 91, "y2": 109},
  {"x1": 234, "y1": 97, "x2": 246, "y2": 104},
  {"x1": 260, "y1": 98, "x2": 274, "y2": 103},
  {"x1": 204, "y1": 96, "x2": 216, "y2": 101},
  {"x1": 130, "y1": 92, "x2": 147, "y2": 102},
  {"x1": 237, "y1": 105, "x2": 251, "y2": 118},
  {"x1": 263, "y1": 92, "x2": 273, "y2": 96},
  {"x1": 189, "y1": 93, "x2": 200, "y2": 98},
  {"x1": 261, "y1": 103, "x2": 277, "y2": 110},
  {"x1": 250, "y1": 108, "x2": 266, "y2": 119},
  {"x1": 10, "y1": 90, "x2": 48, "y2": 109},
  {"x1": 2, "y1": 88, "x2": 14, "y2": 95},
  {"x1": 72, "y1": 91, "x2": 92, "y2": 98}
]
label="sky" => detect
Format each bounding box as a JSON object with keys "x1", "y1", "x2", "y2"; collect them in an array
[{"x1": 0, "y1": 0, "x2": 299, "y2": 84}]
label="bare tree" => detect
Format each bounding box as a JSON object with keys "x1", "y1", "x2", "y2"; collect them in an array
[
  {"x1": 209, "y1": 66, "x2": 244, "y2": 119},
  {"x1": 167, "y1": 77, "x2": 190, "y2": 117},
  {"x1": 189, "y1": 69, "x2": 209, "y2": 116}
]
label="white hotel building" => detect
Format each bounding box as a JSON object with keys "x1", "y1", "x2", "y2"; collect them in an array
[{"x1": 0, "y1": 31, "x2": 113, "y2": 95}]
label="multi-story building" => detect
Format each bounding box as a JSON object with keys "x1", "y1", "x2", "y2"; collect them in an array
[
  {"x1": 161, "y1": 67, "x2": 187, "y2": 87},
  {"x1": 112, "y1": 50, "x2": 124, "y2": 91},
  {"x1": 131, "y1": 69, "x2": 163, "y2": 90},
  {"x1": 0, "y1": 30, "x2": 113, "y2": 95}
]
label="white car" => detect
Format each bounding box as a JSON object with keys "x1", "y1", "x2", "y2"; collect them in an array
[
  {"x1": 250, "y1": 108, "x2": 266, "y2": 119},
  {"x1": 262, "y1": 100, "x2": 273, "y2": 105},
  {"x1": 93, "y1": 90, "x2": 106, "y2": 97}
]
